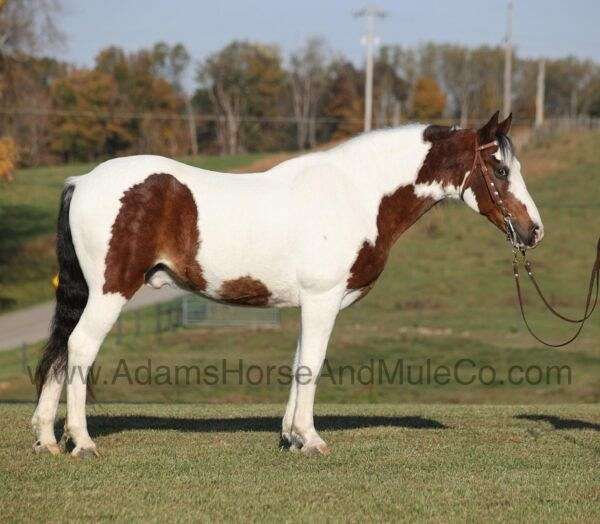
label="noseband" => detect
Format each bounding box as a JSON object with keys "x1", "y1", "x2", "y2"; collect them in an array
[{"x1": 460, "y1": 139, "x2": 520, "y2": 247}]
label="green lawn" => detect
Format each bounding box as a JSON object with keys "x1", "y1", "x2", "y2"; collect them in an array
[
  {"x1": 0, "y1": 153, "x2": 267, "y2": 311},
  {"x1": 1, "y1": 403, "x2": 598, "y2": 521}
]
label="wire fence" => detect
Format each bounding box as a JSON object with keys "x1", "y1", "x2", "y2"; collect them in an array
[
  {"x1": 110, "y1": 295, "x2": 281, "y2": 345},
  {"x1": 5, "y1": 102, "x2": 599, "y2": 167}
]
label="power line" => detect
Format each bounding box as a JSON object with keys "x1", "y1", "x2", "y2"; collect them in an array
[
  {"x1": 0, "y1": 107, "x2": 366, "y2": 124},
  {"x1": 354, "y1": 5, "x2": 387, "y2": 133}
]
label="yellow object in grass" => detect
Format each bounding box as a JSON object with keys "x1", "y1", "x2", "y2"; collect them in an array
[{"x1": 52, "y1": 274, "x2": 59, "y2": 288}]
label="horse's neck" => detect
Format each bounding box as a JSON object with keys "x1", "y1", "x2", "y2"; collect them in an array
[
  {"x1": 331, "y1": 127, "x2": 432, "y2": 194},
  {"x1": 329, "y1": 127, "x2": 443, "y2": 237}
]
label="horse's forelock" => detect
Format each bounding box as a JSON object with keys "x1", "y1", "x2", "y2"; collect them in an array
[{"x1": 496, "y1": 132, "x2": 515, "y2": 162}]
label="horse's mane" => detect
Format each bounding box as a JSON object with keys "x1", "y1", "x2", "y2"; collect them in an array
[
  {"x1": 423, "y1": 123, "x2": 515, "y2": 160},
  {"x1": 422, "y1": 124, "x2": 459, "y2": 143}
]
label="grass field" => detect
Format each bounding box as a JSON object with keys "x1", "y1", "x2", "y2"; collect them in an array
[{"x1": 1, "y1": 403, "x2": 599, "y2": 520}]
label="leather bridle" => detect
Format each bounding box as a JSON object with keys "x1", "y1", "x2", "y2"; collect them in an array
[
  {"x1": 461, "y1": 138, "x2": 521, "y2": 248},
  {"x1": 512, "y1": 239, "x2": 600, "y2": 347},
  {"x1": 462, "y1": 136, "x2": 600, "y2": 347}
]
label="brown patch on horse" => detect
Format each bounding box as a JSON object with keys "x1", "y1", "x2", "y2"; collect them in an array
[
  {"x1": 103, "y1": 173, "x2": 206, "y2": 299},
  {"x1": 347, "y1": 128, "x2": 477, "y2": 290},
  {"x1": 420, "y1": 126, "x2": 476, "y2": 186},
  {"x1": 347, "y1": 186, "x2": 436, "y2": 289},
  {"x1": 218, "y1": 276, "x2": 272, "y2": 307}
]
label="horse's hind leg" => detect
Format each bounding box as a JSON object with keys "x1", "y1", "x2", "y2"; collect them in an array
[
  {"x1": 32, "y1": 370, "x2": 65, "y2": 454},
  {"x1": 62, "y1": 291, "x2": 125, "y2": 457}
]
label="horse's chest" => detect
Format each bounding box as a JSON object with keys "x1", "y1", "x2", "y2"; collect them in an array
[{"x1": 346, "y1": 240, "x2": 391, "y2": 290}]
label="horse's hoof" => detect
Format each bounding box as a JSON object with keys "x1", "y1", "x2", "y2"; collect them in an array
[
  {"x1": 71, "y1": 446, "x2": 99, "y2": 459},
  {"x1": 33, "y1": 441, "x2": 61, "y2": 455},
  {"x1": 301, "y1": 440, "x2": 331, "y2": 456},
  {"x1": 58, "y1": 433, "x2": 73, "y2": 453},
  {"x1": 289, "y1": 442, "x2": 302, "y2": 453},
  {"x1": 279, "y1": 435, "x2": 291, "y2": 451}
]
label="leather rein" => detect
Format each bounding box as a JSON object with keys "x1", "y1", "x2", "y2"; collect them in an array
[{"x1": 462, "y1": 138, "x2": 600, "y2": 347}]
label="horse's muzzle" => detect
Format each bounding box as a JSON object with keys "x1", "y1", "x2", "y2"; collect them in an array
[{"x1": 516, "y1": 223, "x2": 544, "y2": 249}]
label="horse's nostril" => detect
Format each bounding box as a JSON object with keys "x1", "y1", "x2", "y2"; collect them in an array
[{"x1": 528, "y1": 224, "x2": 541, "y2": 245}]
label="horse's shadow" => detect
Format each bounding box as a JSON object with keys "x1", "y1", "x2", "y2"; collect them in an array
[
  {"x1": 62, "y1": 414, "x2": 447, "y2": 438},
  {"x1": 515, "y1": 414, "x2": 600, "y2": 431}
]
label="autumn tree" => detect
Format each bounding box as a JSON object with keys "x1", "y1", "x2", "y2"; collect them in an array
[
  {"x1": 50, "y1": 70, "x2": 131, "y2": 162},
  {"x1": 544, "y1": 57, "x2": 596, "y2": 117},
  {"x1": 438, "y1": 45, "x2": 473, "y2": 125},
  {"x1": 289, "y1": 37, "x2": 330, "y2": 149},
  {"x1": 411, "y1": 77, "x2": 445, "y2": 120},
  {"x1": 322, "y1": 61, "x2": 363, "y2": 140},
  {"x1": 94, "y1": 43, "x2": 189, "y2": 156},
  {"x1": 395, "y1": 47, "x2": 420, "y2": 120},
  {"x1": 0, "y1": 0, "x2": 65, "y2": 166},
  {"x1": 373, "y1": 46, "x2": 408, "y2": 127},
  {"x1": 198, "y1": 41, "x2": 286, "y2": 154}
]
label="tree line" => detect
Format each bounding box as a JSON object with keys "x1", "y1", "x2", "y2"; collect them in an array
[{"x1": 2, "y1": 1, "x2": 600, "y2": 167}]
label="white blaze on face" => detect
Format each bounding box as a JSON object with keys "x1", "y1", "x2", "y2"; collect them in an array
[{"x1": 496, "y1": 149, "x2": 544, "y2": 242}]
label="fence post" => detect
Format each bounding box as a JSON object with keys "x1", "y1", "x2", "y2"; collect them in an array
[
  {"x1": 21, "y1": 342, "x2": 27, "y2": 373},
  {"x1": 172, "y1": 305, "x2": 178, "y2": 330},
  {"x1": 156, "y1": 304, "x2": 161, "y2": 334},
  {"x1": 181, "y1": 297, "x2": 188, "y2": 328},
  {"x1": 116, "y1": 317, "x2": 123, "y2": 344}
]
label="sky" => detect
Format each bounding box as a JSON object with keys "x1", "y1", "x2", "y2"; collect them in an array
[{"x1": 54, "y1": 0, "x2": 600, "y2": 89}]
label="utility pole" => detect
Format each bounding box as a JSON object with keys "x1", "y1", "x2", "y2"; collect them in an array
[
  {"x1": 503, "y1": 0, "x2": 514, "y2": 118},
  {"x1": 355, "y1": 5, "x2": 387, "y2": 132},
  {"x1": 460, "y1": 49, "x2": 472, "y2": 129},
  {"x1": 535, "y1": 59, "x2": 545, "y2": 128},
  {"x1": 186, "y1": 95, "x2": 198, "y2": 156}
]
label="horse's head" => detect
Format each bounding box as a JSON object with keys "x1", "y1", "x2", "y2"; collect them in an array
[
  {"x1": 423, "y1": 111, "x2": 543, "y2": 249},
  {"x1": 464, "y1": 112, "x2": 543, "y2": 248}
]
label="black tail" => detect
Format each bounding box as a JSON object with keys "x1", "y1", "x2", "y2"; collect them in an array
[{"x1": 35, "y1": 184, "x2": 89, "y2": 397}]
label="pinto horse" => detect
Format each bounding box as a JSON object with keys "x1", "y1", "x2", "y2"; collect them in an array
[{"x1": 32, "y1": 111, "x2": 543, "y2": 457}]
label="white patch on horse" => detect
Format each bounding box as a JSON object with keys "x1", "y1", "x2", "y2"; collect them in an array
[
  {"x1": 461, "y1": 187, "x2": 479, "y2": 212},
  {"x1": 413, "y1": 181, "x2": 445, "y2": 200}
]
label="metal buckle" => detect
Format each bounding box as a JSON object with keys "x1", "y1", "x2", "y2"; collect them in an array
[{"x1": 505, "y1": 216, "x2": 519, "y2": 248}]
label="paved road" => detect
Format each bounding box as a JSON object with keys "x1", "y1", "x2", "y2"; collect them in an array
[{"x1": 0, "y1": 286, "x2": 188, "y2": 352}]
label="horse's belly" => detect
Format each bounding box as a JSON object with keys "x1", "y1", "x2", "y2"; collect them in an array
[
  {"x1": 197, "y1": 257, "x2": 299, "y2": 308},
  {"x1": 196, "y1": 223, "x2": 298, "y2": 307}
]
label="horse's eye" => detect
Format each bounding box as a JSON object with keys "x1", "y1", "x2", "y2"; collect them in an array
[{"x1": 495, "y1": 166, "x2": 509, "y2": 179}]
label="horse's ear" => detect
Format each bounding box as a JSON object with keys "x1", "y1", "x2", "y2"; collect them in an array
[
  {"x1": 498, "y1": 113, "x2": 513, "y2": 135},
  {"x1": 478, "y1": 111, "x2": 500, "y2": 142}
]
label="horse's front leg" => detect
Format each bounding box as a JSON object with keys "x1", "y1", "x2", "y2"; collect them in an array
[
  {"x1": 281, "y1": 339, "x2": 300, "y2": 448},
  {"x1": 290, "y1": 288, "x2": 342, "y2": 455}
]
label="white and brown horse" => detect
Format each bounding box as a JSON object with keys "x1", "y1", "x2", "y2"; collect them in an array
[{"x1": 32, "y1": 111, "x2": 543, "y2": 457}]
